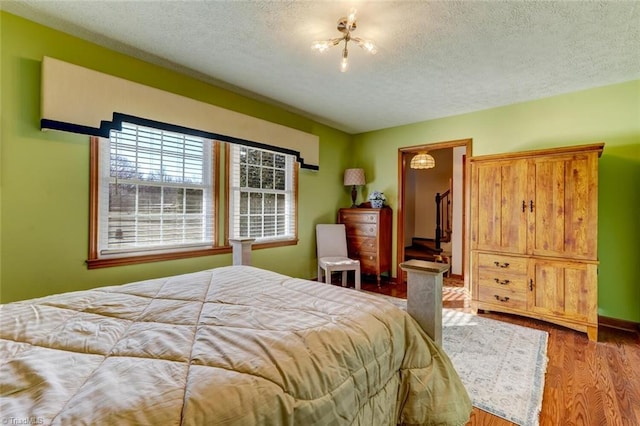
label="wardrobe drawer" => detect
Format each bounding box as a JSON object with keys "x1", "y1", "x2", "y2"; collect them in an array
[
  {"x1": 477, "y1": 274, "x2": 528, "y2": 292},
  {"x1": 477, "y1": 253, "x2": 527, "y2": 275},
  {"x1": 478, "y1": 285, "x2": 526, "y2": 310}
]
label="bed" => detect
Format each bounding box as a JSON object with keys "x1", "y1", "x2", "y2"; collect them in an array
[{"x1": 0, "y1": 265, "x2": 471, "y2": 425}]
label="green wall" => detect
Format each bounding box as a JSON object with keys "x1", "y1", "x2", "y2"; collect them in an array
[
  {"x1": 353, "y1": 80, "x2": 640, "y2": 323},
  {"x1": 0, "y1": 12, "x2": 353, "y2": 302},
  {"x1": 2, "y1": 11, "x2": 639, "y2": 324}
]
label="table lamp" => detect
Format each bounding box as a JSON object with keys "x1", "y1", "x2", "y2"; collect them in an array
[{"x1": 343, "y1": 168, "x2": 366, "y2": 207}]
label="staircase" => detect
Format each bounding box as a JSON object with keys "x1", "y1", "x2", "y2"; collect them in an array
[{"x1": 404, "y1": 185, "x2": 453, "y2": 264}]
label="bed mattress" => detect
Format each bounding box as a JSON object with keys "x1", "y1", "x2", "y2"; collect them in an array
[{"x1": 0, "y1": 265, "x2": 471, "y2": 425}]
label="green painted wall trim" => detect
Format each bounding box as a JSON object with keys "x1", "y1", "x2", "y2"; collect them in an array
[
  {"x1": 353, "y1": 80, "x2": 640, "y2": 322},
  {"x1": 0, "y1": 12, "x2": 353, "y2": 302}
]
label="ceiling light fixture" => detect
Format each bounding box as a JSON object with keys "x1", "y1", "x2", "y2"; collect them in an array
[
  {"x1": 311, "y1": 8, "x2": 377, "y2": 72},
  {"x1": 410, "y1": 152, "x2": 436, "y2": 169}
]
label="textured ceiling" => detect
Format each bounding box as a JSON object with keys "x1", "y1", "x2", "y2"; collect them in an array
[{"x1": 3, "y1": 1, "x2": 640, "y2": 134}]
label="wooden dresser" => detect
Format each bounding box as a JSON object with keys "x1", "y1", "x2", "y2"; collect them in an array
[
  {"x1": 338, "y1": 207, "x2": 392, "y2": 285},
  {"x1": 470, "y1": 143, "x2": 603, "y2": 341}
]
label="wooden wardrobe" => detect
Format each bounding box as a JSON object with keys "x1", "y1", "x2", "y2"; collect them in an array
[{"x1": 470, "y1": 143, "x2": 603, "y2": 341}]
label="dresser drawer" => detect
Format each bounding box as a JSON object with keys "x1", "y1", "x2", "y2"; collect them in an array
[
  {"x1": 478, "y1": 285, "x2": 526, "y2": 310},
  {"x1": 358, "y1": 255, "x2": 378, "y2": 272},
  {"x1": 477, "y1": 273, "x2": 528, "y2": 292},
  {"x1": 344, "y1": 223, "x2": 378, "y2": 237},
  {"x1": 339, "y1": 211, "x2": 378, "y2": 224},
  {"x1": 347, "y1": 237, "x2": 377, "y2": 254},
  {"x1": 477, "y1": 253, "x2": 527, "y2": 275}
]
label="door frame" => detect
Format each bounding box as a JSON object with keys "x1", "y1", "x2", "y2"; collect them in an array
[{"x1": 397, "y1": 138, "x2": 472, "y2": 289}]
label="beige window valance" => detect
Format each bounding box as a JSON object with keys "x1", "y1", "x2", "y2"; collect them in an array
[{"x1": 40, "y1": 57, "x2": 319, "y2": 169}]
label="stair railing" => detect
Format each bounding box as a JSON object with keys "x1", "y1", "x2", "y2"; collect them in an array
[{"x1": 435, "y1": 188, "x2": 451, "y2": 251}]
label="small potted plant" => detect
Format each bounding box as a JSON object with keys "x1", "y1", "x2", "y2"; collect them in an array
[{"x1": 368, "y1": 191, "x2": 386, "y2": 208}]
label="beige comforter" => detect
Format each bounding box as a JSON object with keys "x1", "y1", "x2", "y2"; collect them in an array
[{"x1": 1, "y1": 266, "x2": 471, "y2": 425}]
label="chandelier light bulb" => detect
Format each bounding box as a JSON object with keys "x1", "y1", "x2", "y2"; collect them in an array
[
  {"x1": 340, "y1": 49, "x2": 349, "y2": 72},
  {"x1": 311, "y1": 40, "x2": 331, "y2": 52},
  {"x1": 340, "y1": 57, "x2": 349, "y2": 72},
  {"x1": 358, "y1": 39, "x2": 378, "y2": 54},
  {"x1": 346, "y1": 8, "x2": 357, "y2": 29}
]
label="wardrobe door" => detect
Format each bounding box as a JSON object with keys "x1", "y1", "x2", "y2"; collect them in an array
[
  {"x1": 471, "y1": 159, "x2": 528, "y2": 254},
  {"x1": 528, "y1": 258, "x2": 598, "y2": 339},
  {"x1": 528, "y1": 152, "x2": 599, "y2": 260}
]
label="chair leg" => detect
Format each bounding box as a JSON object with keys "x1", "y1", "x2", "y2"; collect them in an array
[
  {"x1": 355, "y1": 267, "x2": 361, "y2": 290},
  {"x1": 341, "y1": 271, "x2": 347, "y2": 287},
  {"x1": 325, "y1": 269, "x2": 332, "y2": 284}
]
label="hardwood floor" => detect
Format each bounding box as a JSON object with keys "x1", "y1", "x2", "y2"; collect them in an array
[{"x1": 361, "y1": 278, "x2": 640, "y2": 426}]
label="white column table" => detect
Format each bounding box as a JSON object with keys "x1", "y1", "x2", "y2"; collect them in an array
[
  {"x1": 229, "y1": 238, "x2": 255, "y2": 266},
  {"x1": 399, "y1": 259, "x2": 449, "y2": 345}
]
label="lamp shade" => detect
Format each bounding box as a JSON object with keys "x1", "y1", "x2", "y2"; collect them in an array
[
  {"x1": 344, "y1": 168, "x2": 366, "y2": 186},
  {"x1": 410, "y1": 152, "x2": 436, "y2": 169}
]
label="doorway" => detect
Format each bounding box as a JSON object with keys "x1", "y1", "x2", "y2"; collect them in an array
[{"x1": 396, "y1": 139, "x2": 472, "y2": 290}]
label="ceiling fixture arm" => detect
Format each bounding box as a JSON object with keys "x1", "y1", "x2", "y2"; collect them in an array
[{"x1": 311, "y1": 37, "x2": 342, "y2": 53}]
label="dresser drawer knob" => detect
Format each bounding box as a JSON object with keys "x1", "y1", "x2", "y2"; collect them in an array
[
  {"x1": 494, "y1": 295, "x2": 510, "y2": 302},
  {"x1": 494, "y1": 278, "x2": 511, "y2": 285},
  {"x1": 493, "y1": 261, "x2": 510, "y2": 268}
]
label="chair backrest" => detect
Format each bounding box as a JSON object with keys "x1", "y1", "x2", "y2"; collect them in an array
[{"x1": 316, "y1": 224, "x2": 349, "y2": 258}]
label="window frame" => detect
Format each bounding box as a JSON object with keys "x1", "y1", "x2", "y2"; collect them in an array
[
  {"x1": 225, "y1": 143, "x2": 299, "y2": 249},
  {"x1": 87, "y1": 136, "x2": 227, "y2": 269}
]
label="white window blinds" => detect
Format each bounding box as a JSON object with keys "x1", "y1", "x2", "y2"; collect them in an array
[
  {"x1": 229, "y1": 145, "x2": 296, "y2": 242},
  {"x1": 99, "y1": 123, "x2": 214, "y2": 256}
]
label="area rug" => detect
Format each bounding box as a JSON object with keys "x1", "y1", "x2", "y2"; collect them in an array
[{"x1": 365, "y1": 292, "x2": 549, "y2": 426}]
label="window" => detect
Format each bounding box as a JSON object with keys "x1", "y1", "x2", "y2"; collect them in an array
[
  {"x1": 228, "y1": 145, "x2": 297, "y2": 244},
  {"x1": 88, "y1": 123, "x2": 218, "y2": 267}
]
